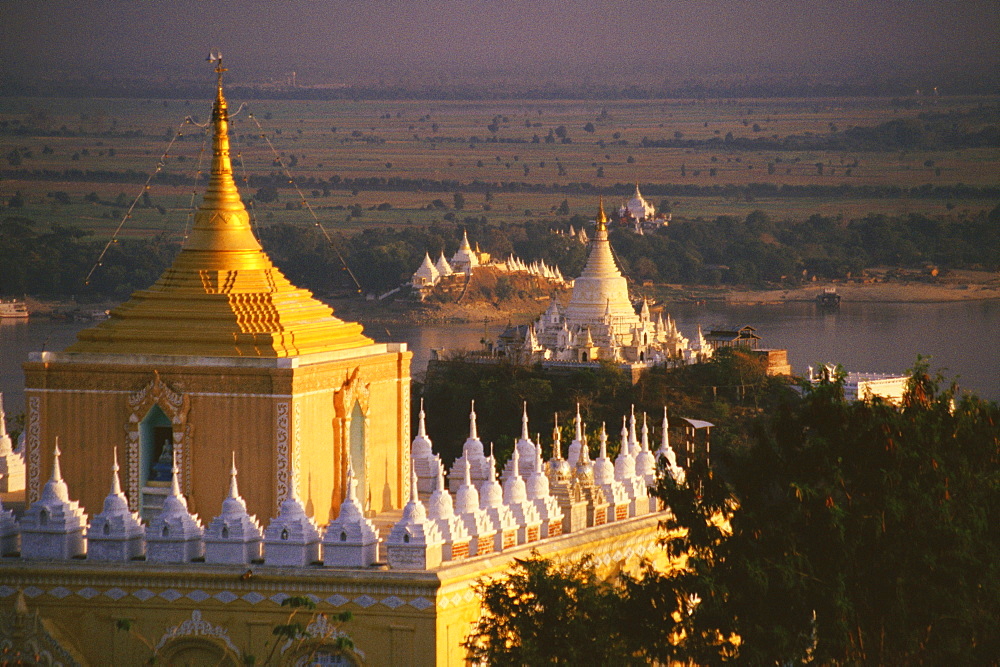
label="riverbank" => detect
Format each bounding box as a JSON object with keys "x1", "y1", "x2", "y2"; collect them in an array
[
  {"x1": 330, "y1": 269, "x2": 1000, "y2": 325},
  {"x1": 11, "y1": 269, "x2": 1000, "y2": 327},
  {"x1": 721, "y1": 269, "x2": 1000, "y2": 305}
]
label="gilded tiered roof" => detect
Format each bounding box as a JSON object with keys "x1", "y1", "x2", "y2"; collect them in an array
[{"x1": 69, "y1": 62, "x2": 372, "y2": 357}]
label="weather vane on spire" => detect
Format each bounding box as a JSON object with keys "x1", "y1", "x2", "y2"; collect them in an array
[{"x1": 207, "y1": 50, "x2": 226, "y2": 85}]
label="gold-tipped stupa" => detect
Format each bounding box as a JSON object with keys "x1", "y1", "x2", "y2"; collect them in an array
[{"x1": 70, "y1": 59, "x2": 371, "y2": 357}]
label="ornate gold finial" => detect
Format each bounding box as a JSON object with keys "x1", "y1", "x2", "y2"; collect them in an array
[{"x1": 596, "y1": 197, "x2": 608, "y2": 231}]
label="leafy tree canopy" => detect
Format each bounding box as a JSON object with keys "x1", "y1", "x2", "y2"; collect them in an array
[{"x1": 465, "y1": 361, "x2": 1000, "y2": 664}]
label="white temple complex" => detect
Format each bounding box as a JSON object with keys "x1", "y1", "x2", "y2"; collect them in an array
[{"x1": 493, "y1": 200, "x2": 708, "y2": 373}]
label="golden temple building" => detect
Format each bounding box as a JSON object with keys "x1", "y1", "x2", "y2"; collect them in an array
[
  {"x1": 0, "y1": 60, "x2": 679, "y2": 665},
  {"x1": 21, "y1": 60, "x2": 411, "y2": 525}
]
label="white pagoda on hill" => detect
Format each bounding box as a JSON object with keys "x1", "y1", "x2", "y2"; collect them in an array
[{"x1": 496, "y1": 200, "x2": 706, "y2": 368}]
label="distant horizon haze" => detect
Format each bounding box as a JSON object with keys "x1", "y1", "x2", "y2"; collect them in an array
[{"x1": 2, "y1": 0, "x2": 999, "y2": 91}]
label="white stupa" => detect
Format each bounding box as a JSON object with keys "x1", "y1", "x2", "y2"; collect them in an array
[
  {"x1": 448, "y1": 401, "x2": 490, "y2": 492},
  {"x1": 88, "y1": 447, "x2": 145, "y2": 562},
  {"x1": 635, "y1": 414, "x2": 659, "y2": 512},
  {"x1": 323, "y1": 456, "x2": 379, "y2": 568},
  {"x1": 411, "y1": 398, "x2": 443, "y2": 502},
  {"x1": 614, "y1": 418, "x2": 649, "y2": 518},
  {"x1": 453, "y1": 457, "x2": 495, "y2": 557},
  {"x1": 435, "y1": 252, "x2": 453, "y2": 277},
  {"x1": 411, "y1": 252, "x2": 440, "y2": 287},
  {"x1": 145, "y1": 451, "x2": 204, "y2": 563},
  {"x1": 0, "y1": 393, "x2": 25, "y2": 493},
  {"x1": 593, "y1": 423, "x2": 630, "y2": 522},
  {"x1": 502, "y1": 448, "x2": 542, "y2": 544},
  {"x1": 204, "y1": 454, "x2": 263, "y2": 565},
  {"x1": 508, "y1": 403, "x2": 538, "y2": 478},
  {"x1": 656, "y1": 408, "x2": 686, "y2": 486},
  {"x1": 20, "y1": 442, "x2": 88, "y2": 560},
  {"x1": 635, "y1": 413, "x2": 656, "y2": 482},
  {"x1": 619, "y1": 183, "x2": 656, "y2": 222},
  {"x1": 425, "y1": 463, "x2": 471, "y2": 561},
  {"x1": 264, "y1": 475, "x2": 321, "y2": 567},
  {"x1": 562, "y1": 201, "x2": 638, "y2": 330},
  {"x1": 450, "y1": 229, "x2": 480, "y2": 274},
  {"x1": 386, "y1": 469, "x2": 444, "y2": 569},
  {"x1": 479, "y1": 450, "x2": 518, "y2": 552},
  {"x1": 547, "y1": 419, "x2": 587, "y2": 534},
  {"x1": 527, "y1": 443, "x2": 564, "y2": 538}
]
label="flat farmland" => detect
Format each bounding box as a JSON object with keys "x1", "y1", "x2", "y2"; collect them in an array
[{"x1": 1, "y1": 95, "x2": 998, "y2": 240}]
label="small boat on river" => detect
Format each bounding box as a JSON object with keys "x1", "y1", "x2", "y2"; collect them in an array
[
  {"x1": 0, "y1": 300, "x2": 29, "y2": 319},
  {"x1": 816, "y1": 288, "x2": 841, "y2": 309}
]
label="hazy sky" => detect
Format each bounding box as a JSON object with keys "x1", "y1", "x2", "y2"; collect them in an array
[{"x1": 2, "y1": 0, "x2": 999, "y2": 84}]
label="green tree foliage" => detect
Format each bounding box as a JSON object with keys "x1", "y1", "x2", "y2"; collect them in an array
[
  {"x1": 628, "y1": 361, "x2": 1000, "y2": 664},
  {"x1": 463, "y1": 362, "x2": 999, "y2": 665},
  {"x1": 463, "y1": 553, "x2": 641, "y2": 665}
]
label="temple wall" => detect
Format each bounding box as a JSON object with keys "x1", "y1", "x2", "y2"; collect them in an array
[
  {"x1": 23, "y1": 345, "x2": 411, "y2": 524},
  {"x1": 0, "y1": 514, "x2": 673, "y2": 665}
]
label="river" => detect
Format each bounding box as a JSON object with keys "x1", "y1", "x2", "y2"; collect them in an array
[{"x1": 2, "y1": 300, "x2": 997, "y2": 417}]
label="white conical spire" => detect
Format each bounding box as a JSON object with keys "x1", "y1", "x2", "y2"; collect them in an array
[
  {"x1": 594, "y1": 423, "x2": 614, "y2": 485},
  {"x1": 323, "y1": 453, "x2": 379, "y2": 567},
  {"x1": 51, "y1": 442, "x2": 64, "y2": 487},
  {"x1": 110, "y1": 446, "x2": 123, "y2": 497},
  {"x1": 509, "y1": 402, "x2": 536, "y2": 478},
  {"x1": 480, "y1": 448, "x2": 503, "y2": 510},
  {"x1": 628, "y1": 406, "x2": 640, "y2": 456},
  {"x1": 502, "y1": 448, "x2": 528, "y2": 505},
  {"x1": 469, "y1": 400, "x2": 479, "y2": 441},
  {"x1": 264, "y1": 458, "x2": 321, "y2": 567},
  {"x1": 453, "y1": 456, "x2": 494, "y2": 556},
  {"x1": 636, "y1": 413, "x2": 657, "y2": 485},
  {"x1": 146, "y1": 449, "x2": 204, "y2": 563},
  {"x1": 426, "y1": 463, "x2": 455, "y2": 521},
  {"x1": 412, "y1": 398, "x2": 432, "y2": 457},
  {"x1": 455, "y1": 458, "x2": 480, "y2": 515},
  {"x1": 227, "y1": 452, "x2": 239, "y2": 499},
  {"x1": 615, "y1": 417, "x2": 637, "y2": 482},
  {"x1": 21, "y1": 440, "x2": 89, "y2": 560},
  {"x1": 568, "y1": 404, "x2": 585, "y2": 467},
  {"x1": 449, "y1": 399, "x2": 488, "y2": 492},
  {"x1": 168, "y1": 449, "x2": 181, "y2": 499},
  {"x1": 205, "y1": 453, "x2": 263, "y2": 564},
  {"x1": 426, "y1": 462, "x2": 470, "y2": 561},
  {"x1": 520, "y1": 402, "x2": 530, "y2": 441},
  {"x1": 411, "y1": 397, "x2": 442, "y2": 501},
  {"x1": 387, "y1": 467, "x2": 444, "y2": 568},
  {"x1": 499, "y1": 446, "x2": 541, "y2": 545},
  {"x1": 657, "y1": 407, "x2": 685, "y2": 484},
  {"x1": 89, "y1": 447, "x2": 146, "y2": 561},
  {"x1": 0, "y1": 393, "x2": 22, "y2": 493},
  {"x1": 548, "y1": 414, "x2": 573, "y2": 484},
  {"x1": 435, "y1": 251, "x2": 453, "y2": 277}
]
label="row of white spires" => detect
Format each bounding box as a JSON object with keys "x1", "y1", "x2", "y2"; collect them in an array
[
  {"x1": 411, "y1": 230, "x2": 567, "y2": 288},
  {"x1": 0, "y1": 402, "x2": 685, "y2": 571}
]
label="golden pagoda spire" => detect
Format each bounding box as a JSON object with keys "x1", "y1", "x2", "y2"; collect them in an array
[
  {"x1": 596, "y1": 197, "x2": 608, "y2": 232},
  {"x1": 183, "y1": 53, "x2": 262, "y2": 253},
  {"x1": 68, "y1": 57, "x2": 373, "y2": 357}
]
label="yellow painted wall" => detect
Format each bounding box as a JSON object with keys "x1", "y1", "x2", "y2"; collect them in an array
[{"x1": 23, "y1": 345, "x2": 411, "y2": 524}]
